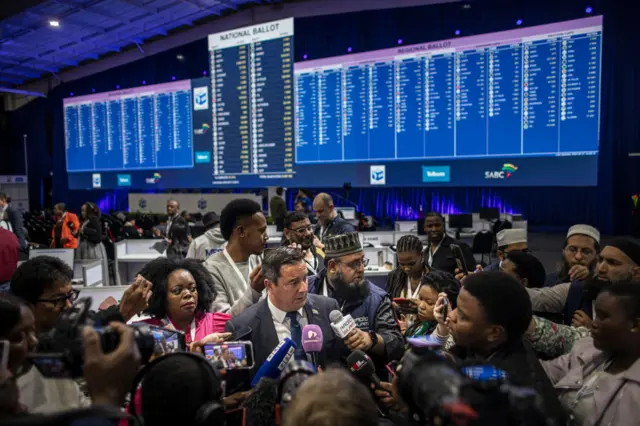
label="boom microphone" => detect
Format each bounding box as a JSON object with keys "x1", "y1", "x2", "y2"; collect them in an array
[
  {"x1": 250, "y1": 337, "x2": 296, "y2": 387},
  {"x1": 301, "y1": 324, "x2": 323, "y2": 367},
  {"x1": 329, "y1": 310, "x2": 357, "y2": 339},
  {"x1": 279, "y1": 360, "x2": 317, "y2": 413}
]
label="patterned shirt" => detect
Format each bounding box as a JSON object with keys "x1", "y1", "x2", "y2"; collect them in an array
[{"x1": 529, "y1": 315, "x2": 591, "y2": 359}]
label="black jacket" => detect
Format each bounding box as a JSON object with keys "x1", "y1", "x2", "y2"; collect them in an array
[
  {"x1": 449, "y1": 339, "x2": 567, "y2": 425},
  {"x1": 314, "y1": 215, "x2": 356, "y2": 240},
  {"x1": 424, "y1": 235, "x2": 476, "y2": 275},
  {"x1": 80, "y1": 217, "x2": 103, "y2": 244}
]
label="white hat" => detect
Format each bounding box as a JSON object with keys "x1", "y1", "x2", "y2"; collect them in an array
[
  {"x1": 496, "y1": 229, "x2": 527, "y2": 247},
  {"x1": 567, "y1": 224, "x2": 600, "y2": 243}
]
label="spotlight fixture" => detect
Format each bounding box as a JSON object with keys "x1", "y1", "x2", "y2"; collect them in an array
[
  {"x1": 49, "y1": 20, "x2": 60, "y2": 27},
  {"x1": 142, "y1": 80, "x2": 146, "y2": 85},
  {"x1": 202, "y1": 70, "x2": 207, "y2": 76},
  {"x1": 303, "y1": 53, "x2": 308, "y2": 60},
  {"x1": 347, "y1": 47, "x2": 352, "y2": 53},
  {"x1": 455, "y1": 29, "x2": 461, "y2": 36},
  {"x1": 397, "y1": 38, "x2": 403, "y2": 45},
  {"x1": 116, "y1": 84, "x2": 120, "y2": 89},
  {"x1": 516, "y1": 19, "x2": 523, "y2": 26},
  {"x1": 91, "y1": 88, "x2": 95, "y2": 93},
  {"x1": 586, "y1": 6, "x2": 593, "y2": 14},
  {"x1": 171, "y1": 76, "x2": 176, "y2": 81},
  {"x1": 176, "y1": 54, "x2": 185, "y2": 61},
  {"x1": 69, "y1": 92, "x2": 74, "y2": 96}
]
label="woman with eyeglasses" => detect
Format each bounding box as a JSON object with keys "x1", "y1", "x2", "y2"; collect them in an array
[{"x1": 137, "y1": 258, "x2": 229, "y2": 349}]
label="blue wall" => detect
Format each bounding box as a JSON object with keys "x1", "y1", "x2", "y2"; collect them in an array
[{"x1": 2, "y1": 0, "x2": 636, "y2": 234}]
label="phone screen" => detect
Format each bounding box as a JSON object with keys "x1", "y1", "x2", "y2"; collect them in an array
[
  {"x1": 204, "y1": 341, "x2": 255, "y2": 370},
  {"x1": 149, "y1": 326, "x2": 186, "y2": 357},
  {"x1": 28, "y1": 354, "x2": 73, "y2": 379}
]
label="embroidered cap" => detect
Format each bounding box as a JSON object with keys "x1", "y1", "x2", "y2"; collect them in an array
[
  {"x1": 496, "y1": 229, "x2": 527, "y2": 247},
  {"x1": 567, "y1": 224, "x2": 600, "y2": 244},
  {"x1": 323, "y1": 232, "x2": 362, "y2": 259}
]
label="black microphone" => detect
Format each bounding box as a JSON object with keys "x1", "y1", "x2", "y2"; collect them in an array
[
  {"x1": 242, "y1": 377, "x2": 277, "y2": 426},
  {"x1": 346, "y1": 350, "x2": 383, "y2": 390}
]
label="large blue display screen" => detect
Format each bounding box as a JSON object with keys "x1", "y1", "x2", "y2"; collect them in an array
[{"x1": 66, "y1": 16, "x2": 602, "y2": 190}]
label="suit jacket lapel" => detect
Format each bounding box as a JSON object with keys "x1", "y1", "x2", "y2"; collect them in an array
[{"x1": 255, "y1": 299, "x2": 279, "y2": 364}]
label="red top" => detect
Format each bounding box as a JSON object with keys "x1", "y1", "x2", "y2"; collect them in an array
[{"x1": 0, "y1": 228, "x2": 19, "y2": 283}]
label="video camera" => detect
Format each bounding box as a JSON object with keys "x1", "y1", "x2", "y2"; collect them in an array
[
  {"x1": 396, "y1": 339, "x2": 551, "y2": 426},
  {"x1": 28, "y1": 297, "x2": 155, "y2": 379}
]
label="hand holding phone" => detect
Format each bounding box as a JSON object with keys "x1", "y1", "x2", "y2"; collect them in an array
[
  {"x1": 450, "y1": 244, "x2": 468, "y2": 275},
  {"x1": 434, "y1": 293, "x2": 450, "y2": 326},
  {"x1": 204, "y1": 341, "x2": 255, "y2": 371},
  {"x1": 392, "y1": 298, "x2": 419, "y2": 315}
]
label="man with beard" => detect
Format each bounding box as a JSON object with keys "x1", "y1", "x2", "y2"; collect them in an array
[
  {"x1": 308, "y1": 233, "x2": 404, "y2": 366},
  {"x1": 282, "y1": 211, "x2": 325, "y2": 276},
  {"x1": 527, "y1": 237, "x2": 640, "y2": 358},
  {"x1": 528, "y1": 237, "x2": 640, "y2": 327},
  {"x1": 544, "y1": 224, "x2": 600, "y2": 287},
  {"x1": 423, "y1": 212, "x2": 476, "y2": 275}
]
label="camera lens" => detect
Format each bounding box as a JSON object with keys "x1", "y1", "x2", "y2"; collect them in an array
[{"x1": 97, "y1": 324, "x2": 155, "y2": 364}]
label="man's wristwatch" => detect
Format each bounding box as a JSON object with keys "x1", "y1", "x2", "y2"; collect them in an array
[{"x1": 367, "y1": 330, "x2": 378, "y2": 351}]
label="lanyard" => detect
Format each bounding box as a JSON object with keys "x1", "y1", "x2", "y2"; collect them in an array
[
  {"x1": 405, "y1": 277, "x2": 421, "y2": 299},
  {"x1": 322, "y1": 277, "x2": 329, "y2": 297},
  {"x1": 305, "y1": 255, "x2": 318, "y2": 276},
  {"x1": 428, "y1": 240, "x2": 443, "y2": 267},
  {"x1": 223, "y1": 248, "x2": 250, "y2": 290},
  {"x1": 163, "y1": 317, "x2": 196, "y2": 342}
]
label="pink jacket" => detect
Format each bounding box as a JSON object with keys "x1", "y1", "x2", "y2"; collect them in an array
[
  {"x1": 138, "y1": 311, "x2": 230, "y2": 345},
  {"x1": 542, "y1": 337, "x2": 640, "y2": 426}
]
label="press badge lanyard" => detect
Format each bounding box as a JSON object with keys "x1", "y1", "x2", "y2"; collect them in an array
[
  {"x1": 305, "y1": 255, "x2": 318, "y2": 276},
  {"x1": 223, "y1": 248, "x2": 250, "y2": 290},
  {"x1": 406, "y1": 277, "x2": 420, "y2": 299},
  {"x1": 428, "y1": 240, "x2": 443, "y2": 267}
]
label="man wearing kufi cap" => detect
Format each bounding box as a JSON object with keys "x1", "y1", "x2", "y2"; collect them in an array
[
  {"x1": 545, "y1": 224, "x2": 600, "y2": 287},
  {"x1": 308, "y1": 232, "x2": 404, "y2": 367},
  {"x1": 484, "y1": 228, "x2": 529, "y2": 272},
  {"x1": 527, "y1": 236, "x2": 640, "y2": 334}
]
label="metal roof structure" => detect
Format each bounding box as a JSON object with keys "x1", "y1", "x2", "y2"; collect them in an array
[{"x1": 0, "y1": 0, "x2": 270, "y2": 87}]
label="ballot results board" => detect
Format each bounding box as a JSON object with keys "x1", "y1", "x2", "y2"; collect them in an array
[{"x1": 66, "y1": 16, "x2": 602, "y2": 189}]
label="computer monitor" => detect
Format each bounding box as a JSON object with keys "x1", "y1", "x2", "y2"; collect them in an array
[
  {"x1": 479, "y1": 208, "x2": 500, "y2": 221},
  {"x1": 29, "y1": 248, "x2": 75, "y2": 269},
  {"x1": 448, "y1": 214, "x2": 473, "y2": 229}
]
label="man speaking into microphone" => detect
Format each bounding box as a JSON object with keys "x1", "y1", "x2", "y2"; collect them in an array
[
  {"x1": 225, "y1": 247, "x2": 344, "y2": 378},
  {"x1": 309, "y1": 233, "x2": 404, "y2": 367}
]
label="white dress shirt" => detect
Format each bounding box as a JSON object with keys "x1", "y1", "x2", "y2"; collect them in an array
[{"x1": 267, "y1": 296, "x2": 308, "y2": 343}]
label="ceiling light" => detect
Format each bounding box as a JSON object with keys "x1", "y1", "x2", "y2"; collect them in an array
[{"x1": 49, "y1": 20, "x2": 60, "y2": 27}]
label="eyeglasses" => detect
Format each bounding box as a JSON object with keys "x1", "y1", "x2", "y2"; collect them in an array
[
  {"x1": 288, "y1": 225, "x2": 314, "y2": 235},
  {"x1": 170, "y1": 285, "x2": 198, "y2": 296},
  {"x1": 38, "y1": 289, "x2": 79, "y2": 307},
  {"x1": 338, "y1": 257, "x2": 370, "y2": 270}
]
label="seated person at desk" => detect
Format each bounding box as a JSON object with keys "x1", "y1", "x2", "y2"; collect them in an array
[
  {"x1": 423, "y1": 212, "x2": 475, "y2": 275},
  {"x1": 225, "y1": 247, "x2": 344, "y2": 372},
  {"x1": 312, "y1": 193, "x2": 356, "y2": 240},
  {"x1": 204, "y1": 199, "x2": 268, "y2": 316},
  {"x1": 386, "y1": 235, "x2": 429, "y2": 299},
  {"x1": 282, "y1": 211, "x2": 325, "y2": 276},
  {"x1": 138, "y1": 258, "x2": 225, "y2": 347},
  {"x1": 483, "y1": 228, "x2": 528, "y2": 272},
  {"x1": 309, "y1": 233, "x2": 404, "y2": 366}
]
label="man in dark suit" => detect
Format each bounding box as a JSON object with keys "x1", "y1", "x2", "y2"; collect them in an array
[
  {"x1": 424, "y1": 212, "x2": 475, "y2": 275},
  {"x1": 312, "y1": 193, "x2": 356, "y2": 240},
  {"x1": 225, "y1": 247, "x2": 343, "y2": 375},
  {"x1": 0, "y1": 192, "x2": 26, "y2": 250}
]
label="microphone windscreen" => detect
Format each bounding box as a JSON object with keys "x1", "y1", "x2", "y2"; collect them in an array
[
  {"x1": 301, "y1": 324, "x2": 323, "y2": 353},
  {"x1": 346, "y1": 350, "x2": 376, "y2": 380},
  {"x1": 329, "y1": 310, "x2": 343, "y2": 323},
  {"x1": 243, "y1": 377, "x2": 277, "y2": 426}
]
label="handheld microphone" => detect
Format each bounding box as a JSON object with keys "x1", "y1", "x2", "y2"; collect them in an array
[
  {"x1": 301, "y1": 324, "x2": 323, "y2": 367},
  {"x1": 250, "y1": 337, "x2": 296, "y2": 387},
  {"x1": 242, "y1": 377, "x2": 277, "y2": 426},
  {"x1": 329, "y1": 310, "x2": 357, "y2": 339},
  {"x1": 346, "y1": 350, "x2": 383, "y2": 390}
]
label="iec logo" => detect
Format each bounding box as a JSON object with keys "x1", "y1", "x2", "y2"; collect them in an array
[
  {"x1": 92, "y1": 173, "x2": 101, "y2": 189},
  {"x1": 422, "y1": 166, "x2": 451, "y2": 183},
  {"x1": 117, "y1": 174, "x2": 131, "y2": 186},
  {"x1": 370, "y1": 165, "x2": 386, "y2": 185},
  {"x1": 484, "y1": 163, "x2": 518, "y2": 180},
  {"x1": 193, "y1": 87, "x2": 208, "y2": 111},
  {"x1": 138, "y1": 199, "x2": 147, "y2": 209},
  {"x1": 198, "y1": 198, "x2": 207, "y2": 210}
]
